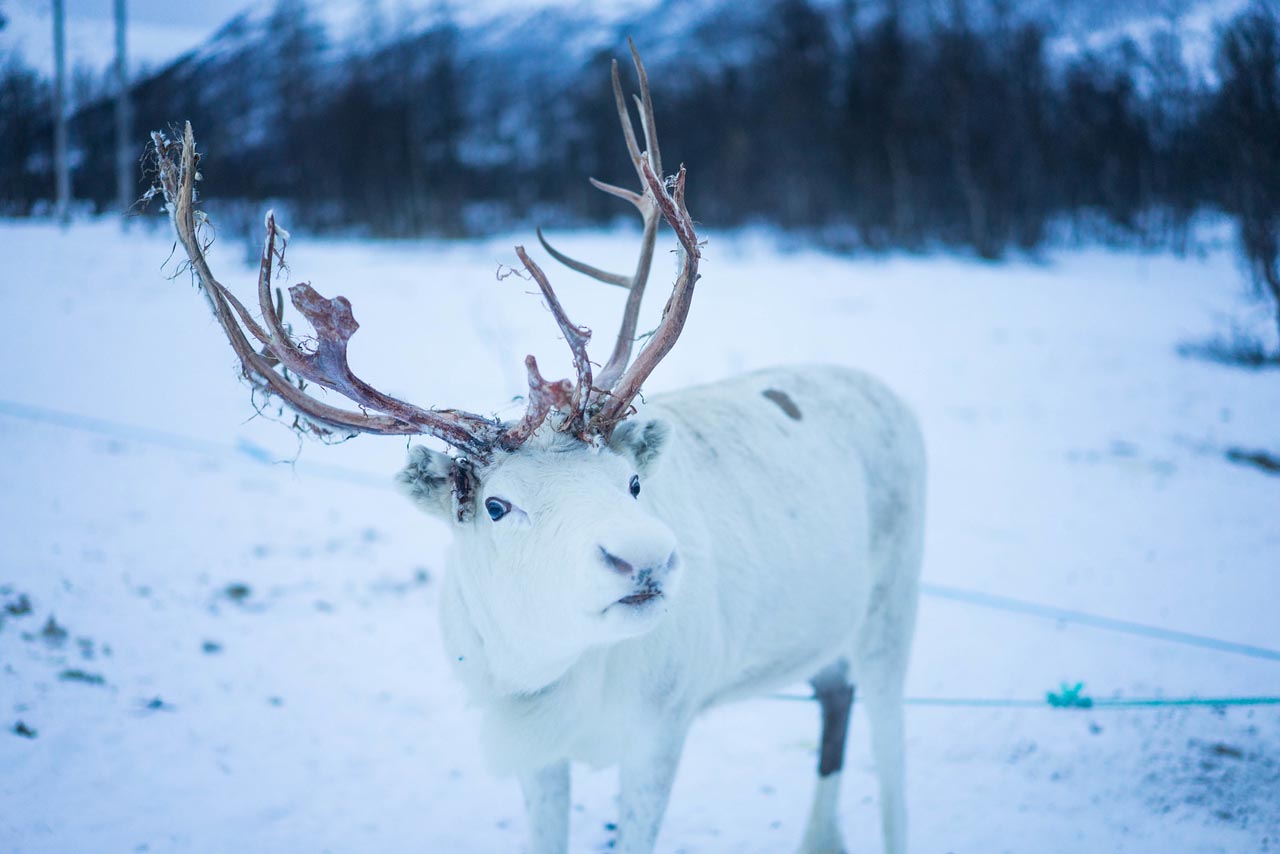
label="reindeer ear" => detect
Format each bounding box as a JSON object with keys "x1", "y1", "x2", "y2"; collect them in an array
[
  {"x1": 397, "y1": 446, "x2": 471, "y2": 523},
  {"x1": 609, "y1": 418, "x2": 671, "y2": 476}
]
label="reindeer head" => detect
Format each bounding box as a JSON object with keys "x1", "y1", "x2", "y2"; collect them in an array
[
  {"x1": 148, "y1": 43, "x2": 700, "y2": 683},
  {"x1": 398, "y1": 417, "x2": 679, "y2": 687}
]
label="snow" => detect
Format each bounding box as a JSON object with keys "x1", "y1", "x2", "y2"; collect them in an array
[{"x1": 0, "y1": 217, "x2": 1277, "y2": 852}]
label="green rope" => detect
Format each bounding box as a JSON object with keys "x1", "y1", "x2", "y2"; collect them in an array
[
  {"x1": 1047, "y1": 681, "x2": 1091, "y2": 708},
  {"x1": 1089, "y1": 696, "x2": 1280, "y2": 708}
]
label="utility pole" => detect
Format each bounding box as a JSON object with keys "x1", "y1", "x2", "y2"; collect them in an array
[
  {"x1": 114, "y1": 0, "x2": 133, "y2": 225},
  {"x1": 52, "y1": 0, "x2": 70, "y2": 227}
]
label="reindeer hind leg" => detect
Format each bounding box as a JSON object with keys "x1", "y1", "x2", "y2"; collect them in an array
[{"x1": 799, "y1": 658, "x2": 855, "y2": 854}]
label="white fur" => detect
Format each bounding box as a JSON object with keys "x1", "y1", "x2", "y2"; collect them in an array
[{"x1": 398, "y1": 364, "x2": 925, "y2": 853}]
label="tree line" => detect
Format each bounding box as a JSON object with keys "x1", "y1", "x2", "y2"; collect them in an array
[{"x1": 2, "y1": 0, "x2": 1278, "y2": 303}]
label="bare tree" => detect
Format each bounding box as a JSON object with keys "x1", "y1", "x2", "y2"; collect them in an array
[{"x1": 1215, "y1": 7, "x2": 1280, "y2": 353}]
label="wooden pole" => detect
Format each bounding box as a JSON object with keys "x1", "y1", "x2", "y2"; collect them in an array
[
  {"x1": 52, "y1": 0, "x2": 70, "y2": 227},
  {"x1": 114, "y1": 0, "x2": 133, "y2": 225}
]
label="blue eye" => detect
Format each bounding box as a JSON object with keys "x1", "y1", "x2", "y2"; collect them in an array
[
  {"x1": 629, "y1": 475, "x2": 641, "y2": 498},
  {"x1": 485, "y1": 498, "x2": 511, "y2": 521}
]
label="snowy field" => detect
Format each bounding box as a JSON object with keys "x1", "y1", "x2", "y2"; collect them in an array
[{"x1": 1, "y1": 218, "x2": 1277, "y2": 853}]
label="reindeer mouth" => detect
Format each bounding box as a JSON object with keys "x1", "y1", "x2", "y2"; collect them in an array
[{"x1": 617, "y1": 590, "x2": 661, "y2": 606}]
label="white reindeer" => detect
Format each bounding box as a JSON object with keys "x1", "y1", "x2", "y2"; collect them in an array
[{"x1": 149, "y1": 44, "x2": 924, "y2": 854}]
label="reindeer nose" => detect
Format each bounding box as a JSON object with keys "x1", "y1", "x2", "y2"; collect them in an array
[
  {"x1": 599, "y1": 546, "x2": 636, "y2": 576},
  {"x1": 598, "y1": 546, "x2": 678, "y2": 577}
]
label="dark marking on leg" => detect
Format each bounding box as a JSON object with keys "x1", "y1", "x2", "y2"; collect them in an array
[
  {"x1": 811, "y1": 659, "x2": 855, "y2": 777},
  {"x1": 762, "y1": 388, "x2": 803, "y2": 420}
]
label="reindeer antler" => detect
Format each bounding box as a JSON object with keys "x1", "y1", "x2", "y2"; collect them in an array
[
  {"x1": 151, "y1": 42, "x2": 698, "y2": 461},
  {"x1": 538, "y1": 40, "x2": 664, "y2": 396},
  {"x1": 590, "y1": 161, "x2": 700, "y2": 434},
  {"x1": 149, "y1": 122, "x2": 577, "y2": 462},
  {"x1": 537, "y1": 40, "x2": 670, "y2": 402},
  {"x1": 533, "y1": 40, "x2": 702, "y2": 439}
]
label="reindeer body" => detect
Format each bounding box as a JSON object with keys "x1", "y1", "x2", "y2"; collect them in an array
[
  {"x1": 152, "y1": 44, "x2": 923, "y2": 854},
  {"x1": 432, "y1": 365, "x2": 925, "y2": 853}
]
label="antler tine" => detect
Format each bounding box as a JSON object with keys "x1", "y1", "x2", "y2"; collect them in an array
[
  {"x1": 627, "y1": 37, "x2": 662, "y2": 180},
  {"x1": 152, "y1": 122, "x2": 505, "y2": 460},
  {"x1": 594, "y1": 211, "x2": 660, "y2": 392},
  {"x1": 611, "y1": 56, "x2": 646, "y2": 177},
  {"x1": 514, "y1": 246, "x2": 593, "y2": 431},
  {"x1": 588, "y1": 177, "x2": 644, "y2": 208},
  {"x1": 498, "y1": 355, "x2": 573, "y2": 450},
  {"x1": 256, "y1": 210, "x2": 293, "y2": 348},
  {"x1": 535, "y1": 227, "x2": 631, "y2": 289},
  {"x1": 593, "y1": 161, "x2": 700, "y2": 435}
]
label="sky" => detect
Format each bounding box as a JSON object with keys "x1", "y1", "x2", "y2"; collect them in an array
[{"x1": 0, "y1": 0, "x2": 249, "y2": 76}]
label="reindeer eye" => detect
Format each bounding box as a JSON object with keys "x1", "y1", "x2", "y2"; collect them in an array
[
  {"x1": 485, "y1": 498, "x2": 511, "y2": 521},
  {"x1": 629, "y1": 475, "x2": 641, "y2": 498}
]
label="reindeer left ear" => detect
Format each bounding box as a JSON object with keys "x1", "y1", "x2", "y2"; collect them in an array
[
  {"x1": 396, "y1": 446, "x2": 479, "y2": 523},
  {"x1": 609, "y1": 418, "x2": 671, "y2": 476}
]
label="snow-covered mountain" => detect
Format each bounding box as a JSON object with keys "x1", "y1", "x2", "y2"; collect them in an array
[
  {"x1": 2, "y1": 0, "x2": 1250, "y2": 87},
  {"x1": 74, "y1": 0, "x2": 1250, "y2": 173},
  {"x1": 159, "y1": 0, "x2": 1253, "y2": 76}
]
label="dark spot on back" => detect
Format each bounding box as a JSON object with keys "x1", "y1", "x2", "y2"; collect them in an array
[{"x1": 762, "y1": 388, "x2": 802, "y2": 421}]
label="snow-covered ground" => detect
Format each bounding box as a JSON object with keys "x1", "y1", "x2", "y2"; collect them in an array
[{"x1": 0, "y1": 218, "x2": 1277, "y2": 853}]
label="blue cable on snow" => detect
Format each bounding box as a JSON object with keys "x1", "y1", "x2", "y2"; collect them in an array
[{"x1": 921, "y1": 582, "x2": 1280, "y2": 663}]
